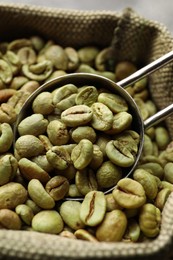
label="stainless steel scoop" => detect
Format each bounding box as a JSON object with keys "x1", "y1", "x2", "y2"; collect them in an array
[{"x1": 13, "y1": 51, "x2": 173, "y2": 199}]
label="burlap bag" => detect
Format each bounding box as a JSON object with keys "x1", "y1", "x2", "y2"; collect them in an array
[{"x1": 0, "y1": 3, "x2": 173, "y2": 260}]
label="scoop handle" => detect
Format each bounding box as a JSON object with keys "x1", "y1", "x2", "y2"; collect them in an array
[
  {"x1": 143, "y1": 103, "x2": 173, "y2": 130},
  {"x1": 117, "y1": 51, "x2": 173, "y2": 88}
]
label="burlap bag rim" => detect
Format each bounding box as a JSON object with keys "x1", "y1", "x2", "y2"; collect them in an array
[
  {"x1": 0, "y1": 3, "x2": 173, "y2": 260},
  {"x1": 0, "y1": 193, "x2": 173, "y2": 260}
]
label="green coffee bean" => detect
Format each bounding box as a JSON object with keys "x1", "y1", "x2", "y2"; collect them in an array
[
  {"x1": 80, "y1": 191, "x2": 106, "y2": 226},
  {"x1": 0, "y1": 123, "x2": 13, "y2": 153},
  {"x1": 52, "y1": 84, "x2": 78, "y2": 110},
  {"x1": 106, "y1": 140, "x2": 135, "y2": 167},
  {"x1": 75, "y1": 86, "x2": 98, "y2": 106},
  {"x1": 96, "y1": 161, "x2": 122, "y2": 189},
  {"x1": 61, "y1": 105, "x2": 93, "y2": 127},
  {"x1": 154, "y1": 188, "x2": 171, "y2": 210},
  {"x1": 15, "y1": 135, "x2": 45, "y2": 158},
  {"x1": 46, "y1": 146, "x2": 71, "y2": 170},
  {"x1": 15, "y1": 204, "x2": 34, "y2": 225},
  {"x1": 96, "y1": 210, "x2": 127, "y2": 242},
  {"x1": 70, "y1": 126, "x2": 96, "y2": 143},
  {"x1": 45, "y1": 176, "x2": 69, "y2": 201},
  {"x1": 47, "y1": 120, "x2": 70, "y2": 146},
  {"x1": 155, "y1": 126, "x2": 170, "y2": 150},
  {"x1": 0, "y1": 209, "x2": 22, "y2": 230},
  {"x1": 113, "y1": 178, "x2": 146, "y2": 209},
  {"x1": 32, "y1": 92, "x2": 54, "y2": 115},
  {"x1": 0, "y1": 154, "x2": 18, "y2": 185},
  {"x1": 139, "y1": 203, "x2": 161, "y2": 238},
  {"x1": 74, "y1": 229, "x2": 98, "y2": 242},
  {"x1": 18, "y1": 158, "x2": 50, "y2": 183},
  {"x1": 28, "y1": 179, "x2": 55, "y2": 209},
  {"x1": 98, "y1": 93, "x2": 128, "y2": 113},
  {"x1": 32, "y1": 210, "x2": 64, "y2": 234},
  {"x1": 71, "y1": 139, "x2": 93, "y2": 170},
  {"x1": 60, "y1": 201, "x2": 85, "y2": 230},
  {"x1": 91, "y1": 102, "x2": 113, "y2": 131},
  {"x1": 0, "y1": 182, "x2": 27, "y2": 209},
  {"x1": 124, "y1": 219, "x2": 140, "y2": 242},
  {"x1": 75, "y1": 168, "x2": 98, "y2": 195},
  {"x1": 133, "y1": 168, "x2": 158, "y2": 200}
]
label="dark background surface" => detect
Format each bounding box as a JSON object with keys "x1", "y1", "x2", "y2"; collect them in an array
[{"x1": 2, "y1": 0, "x2": 173, "y2": 35}]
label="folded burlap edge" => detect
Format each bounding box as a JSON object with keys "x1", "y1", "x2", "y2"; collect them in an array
[
  {"x1": 0, "y1": 193, "x2": 173, "y2": 260},
  {"x1": 0, "y1": 3, "x2": 173, "y2": 260}
]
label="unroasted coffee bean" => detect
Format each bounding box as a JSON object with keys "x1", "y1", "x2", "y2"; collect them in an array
[
  {"x1": 113, "y1": 178, "x2": 146, "y2": 209},
  {"x1": 31, "y1": 155, "x2": 53, "y2": 173},
  {"x1": 164, "y1": 162, "x2": 173, "y2": 183},
  {"x1": 22, "y1": 60, "x2": 53, "y2": 81},
  {"x1": 105, "y1": 112, "x2": 132, "y2": 135},
  {"x1": 52, "y1": 84, "x2": 78, "y2": 110},
  {"x1": 15, "y1": 204, "x2": 34, "y2": 225},
  {"x1": 154, "y1": 188, "x2": 171, "y2": 210},
  {"x1": 32, "y1": 210, "x2": 64, "y2": 234},
  {"x1": 75, "y1": 168, "x2": 98, "y2": 195},
  {"x1": 95, "y1": 47, "x2": 113, "y2": 71},
  {"x1": 0, "y1": 103, "x2": 16, "y2": 124},
  {"x1": 18, "y1": 114, "x2": 48, "y2": 136},
  {"x1": 32, "y1": 92, "x2": 54, "y2": 115},
  {"x1": 46, "y1": 146, "x2": 71, "y2": 170},
  {"x1": 0, "y1": 154, "x2": 18, "y2": 185},
  {"x1": 61, "y1": 105, "x2": 93, "y2": 127},
  {"x1": 139, "y1": 203, "x2": 161, "y2": 237},
  {"x1": 60, "y1": 201, "x2": 85, "y2": 230},
  {"x1": 47, "y1": 120, "x2": 70, "y2": 145},
  {"x1": 18, "y1": 158, "x2": 51, "y2": 183},
  {"x1": 45, "y1": 45, "x2": 68, "y2": 70},
  {"x1": 0, "y1": 182, "x2": 27, "y2": 209},
  {"x1": 155, "y1": 126, "x2": 170, "y2": 150},
  {"x1": 74, "y1": 229, "x2": 98, "y2": 242},
  {"x1": 15, "y1": 135, "x2": 45, "y2": 158},
  {"x1": 105, "y1": 193, "x2": 122, "y2": 212},
  {"x1": 89, "y1": 145, "x2": 103, "y2": 170},
  {"x1": 71, "y1": 139, "x2": 93, "y2": 170},
  {"x1": 124, "y1": 219, "x2": 140, "y2": 242},
  {"x1": 78, "y1": 46, "x2": 99, "y2": 66},
  {"x1": 0, "y1": 123, "x2": 13, "y2": 153},
  {"x1": 26, "y1": 199, "x2": 41, "y2": 215},
  {"x1": 133, "y1": 168, "x2": 158, "y2": 200},
  {"x1": 75, "y1": 86, "x2": 98, "y2": 106},
  {"x1": 0, "y1": 59, "x2": 13, "y2": 84},
  {"x1": 28, "y1": 179, "x2": 55, "y2": 209},
  {"x1": 115, "y1": 61, "x2": 137, "y2": 81},
  {"x1": 91, "y1": 102, "x2": 113, "y2": 131},
  {"x1": 106, "y1": 140, "x2": 135, "y2": 167},
  {"x1": 65, "y1": 47, "x2": 79, "y2": 71},
  {"x1": 96, "y1": 209, "x2": 127, "y2": 242},
  {"x1": 0, "y1": 209, "x2": 22, "y2": 230},
  {"x1": 70, "y1": 126, "x2": 96, "y2": 143},
  {"x1": 96, "y1": 161, "x2": 122, "y2": 189},
  {"x1": 98, "y1": 92, "x2": 128, "y2": 113},
  {"x1": 45, "y1": 176, "x2": 69, "y2": 201},
  {"x1": 80, "y1": 191, "x2": 106, "y2": 226}
]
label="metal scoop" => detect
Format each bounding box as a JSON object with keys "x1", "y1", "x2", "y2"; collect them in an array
[{"x1": 13, "y1": 51, "x2": 173, "y2": 200}]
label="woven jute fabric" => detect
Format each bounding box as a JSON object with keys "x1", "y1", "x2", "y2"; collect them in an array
[{"x1": 0, "y1": 3, "x2": 173, "y2": 260}]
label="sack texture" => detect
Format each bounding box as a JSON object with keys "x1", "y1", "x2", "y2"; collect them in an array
[{"x1": 0, "y1": 3, "x2": 173, "y2": 260}]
